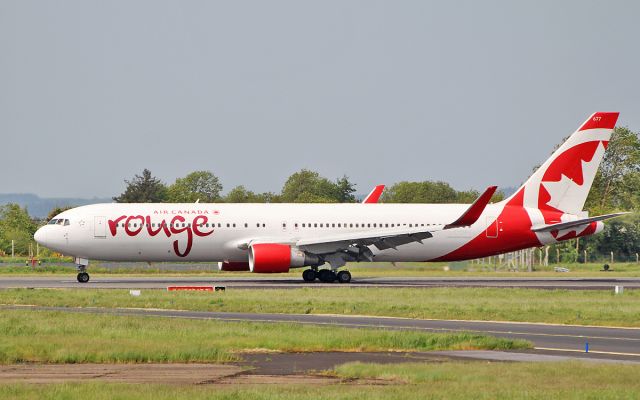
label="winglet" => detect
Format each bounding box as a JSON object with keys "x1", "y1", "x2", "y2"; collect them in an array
[
  {"x1": 444, "y1": 186, "x2": 497, "y2": 229},
  {"x1": 362, "y1": 185, "x2": 385, "y2": 204}
]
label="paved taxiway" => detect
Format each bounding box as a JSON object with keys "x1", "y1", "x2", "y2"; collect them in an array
[
  {"x1": 1, "y1": 276, "x2": 640, "y2": 290},
  {"x1": 4, "y1": 304, "x2": 639, "y2": 362}
]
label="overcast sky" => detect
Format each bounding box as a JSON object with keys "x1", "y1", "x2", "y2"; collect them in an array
[{"x1": 1, "y1": 1, "x2": 639, "y2": 198}]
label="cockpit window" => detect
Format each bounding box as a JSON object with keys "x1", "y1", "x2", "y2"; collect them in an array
[{"x1": 48, "y1": 219, "x2": 70, "y2": 226}]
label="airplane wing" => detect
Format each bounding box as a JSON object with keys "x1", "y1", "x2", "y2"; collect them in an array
[
  {"x1": 295, "y1": 186, "x2": 498, "y2": 254},
  {"x1": 531, "y1": 212, "x2": 630, "y2": 233},
  {"x1": 296, "y1": 226, "x2": 436, "y2": 254},
  {"x1": 362, "y1": 185, "x2": 385, "y2": 204}
]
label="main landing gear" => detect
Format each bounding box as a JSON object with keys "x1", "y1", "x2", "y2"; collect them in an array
[
  {"x1": 77, "y1": 265, "x2": 90, "y2": 283},
  {"x1": 302, "y1": 268, "x2": 351, "y2": 283}
]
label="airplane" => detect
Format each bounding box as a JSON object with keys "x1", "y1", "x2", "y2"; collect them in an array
[{"x1": 35, "y1": 112, "x2": 627, "y2": 284}]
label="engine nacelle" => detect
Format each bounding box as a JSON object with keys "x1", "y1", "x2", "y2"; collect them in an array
[
  {"x1": 218, "y1": 261, "x2": 250, "y2": 271},
  {"x1": 249, "y1": 243, "x2": 319, "y2": 273}
]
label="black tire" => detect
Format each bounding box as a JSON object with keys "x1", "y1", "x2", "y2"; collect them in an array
[
  {"x1": 337, "y1": 270, "x2": 352, "y2": 283},
  {"x1": 302, "y1": 269, "x2": 317, "y2": 282},
  {"x1": 318, "y1": 269, "x2": 336, "y2": 283},
  {"x1": 77, "y1": 272, "x2": 90, "y2": 283}
]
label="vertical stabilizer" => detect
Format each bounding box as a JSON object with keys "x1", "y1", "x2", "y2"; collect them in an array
[{"x1": 511, "y1": 112, "x2": 618, "y2": 216}]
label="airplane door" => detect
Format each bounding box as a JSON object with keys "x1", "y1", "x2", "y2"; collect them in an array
[
  {"x1": 486, "y1": 216, "x2": 498, "y2": 238},
  {"x1": 94, "y1": 216, "x2": 106, "y2": 238}
]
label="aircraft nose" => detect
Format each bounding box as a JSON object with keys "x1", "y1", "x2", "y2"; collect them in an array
[{"x1": 34, "y1": 227, "x2": 47, "y2": 246}]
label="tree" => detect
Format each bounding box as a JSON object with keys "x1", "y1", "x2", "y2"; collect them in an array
[
  {"x1": 335, "y1": 175, "x2": 357, "y2": 203},
  {"x1": 113, "y1": 169, "x2": 168, "y2": 203},
  {"x1": 224, "y1": 186, "x2": 279, "y2": 203},
  {"x1": 0, "y1": 204, "x2": 37, "y2": 256},
  {"x1": 280, "y1": 169, "x2": 340, "y2": 203},
  {"x1": 584, "y1": 214, "x2": 640, "y2": 262},
  {"x1": 585, "y1": 127, "x2": 640, "y2": 214},
  {"x1": 167, "y1": 171, "x2": 223, "y2": 203},
  {"x1": 382, "y1": 181, "x2": 458, "y2": 203}
]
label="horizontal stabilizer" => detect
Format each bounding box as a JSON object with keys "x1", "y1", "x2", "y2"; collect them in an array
[
  {"x1": 531, "y1": 212, "x2": 630, "y2": 233},
  {"x1": 444, "y1": 186, "x2": 498, "y2": 230}
]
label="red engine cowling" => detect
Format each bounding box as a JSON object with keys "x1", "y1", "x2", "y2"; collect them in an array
[
  {"x1": 218, "y1": 261, "x2": 250, "y2": 271},
  {"x1": 249, "y1": 244, "x2": 319, "y2": 273}
]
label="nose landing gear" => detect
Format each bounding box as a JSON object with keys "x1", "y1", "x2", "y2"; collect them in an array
[{"x1": 76, "y1": 264, "x2": 90, "y2": 283}]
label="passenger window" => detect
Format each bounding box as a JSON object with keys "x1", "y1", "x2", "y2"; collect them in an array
[
  {"x1": 244, "y1": 223, "x2": 248, "y2": 228},
  {"x1": 332, "y1": 223, "x2": 335, "y2": 228},
  {"x1": 314, "y1": 223, "x2": 317, "y2": 228},
  {"x1": 349, "y1": 223, "x2": 353, "y2": 228},
  {"x1": 226, "y1": 223, "x2": 230, "y2": 228},
  {"x1": 338, "y1": 223, "x2": 341, "y2": 228},
  {"x1": 233, "y1": 223, "x2": 236, "y2": 228}
]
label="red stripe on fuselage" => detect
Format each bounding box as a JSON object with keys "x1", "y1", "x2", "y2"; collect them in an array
[{"x1": 434, "y1": 189, "x2": 541, "y2": 261}]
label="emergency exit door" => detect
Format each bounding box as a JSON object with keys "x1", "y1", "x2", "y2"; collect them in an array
[
  {"x1": 486, "y1": 216, "x2": 498, "y2": 238},
  {"x1": 94, "y1": 216, "x2": 106, "y2": 238}
]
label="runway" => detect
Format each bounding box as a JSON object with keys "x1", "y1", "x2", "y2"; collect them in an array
[
  {"x1": 1, "y1": 275, "x2": 639, "y2": 290},
  {"x1": 4, "y1": 304, "x2": 639, "y2": 362}
]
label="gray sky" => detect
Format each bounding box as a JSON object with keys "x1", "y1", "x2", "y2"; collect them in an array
[{"x1": 2, "y1": 0, "x2": 639, "y2": 198}]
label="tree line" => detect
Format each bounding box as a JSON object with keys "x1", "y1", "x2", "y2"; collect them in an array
[
  {"x1": 1, "y1": 127, "x2": 638, "y2": 261},
  {"x1": 111, "y1": 169, "x2": 507, "y2": 205}
]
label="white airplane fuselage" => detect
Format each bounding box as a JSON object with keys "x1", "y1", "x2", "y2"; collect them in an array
[{"x1": 34, "y1": 201, "x2": 590, "y2": 264}]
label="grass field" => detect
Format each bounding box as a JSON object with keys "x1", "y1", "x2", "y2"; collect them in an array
[
  {"x1": 2, "y1": 286, "x2": 638, "y2": 327},
  {"x1": 0, "y1": 261, "x2": 639, "y2": 277},
  {"x1": 1, "y1": 361, "x2": 639, "y2": 399},
  {"x1": 0, "y1": 309, "x2": 525, "y2": 364}
]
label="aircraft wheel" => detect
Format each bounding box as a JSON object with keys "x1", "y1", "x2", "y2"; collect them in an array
[
  {"x1": 302, "y1": 269, "x2": 317, "y2": 282},
  {"x1": 318, "y1": 269, "x2": 336, "y2": 283},
  {"x1": 337, "y1": 270, "x2": 352, "y2": 284},
  {"x1": 77, "y1": 272, "x2": 90, "y2": 283}
]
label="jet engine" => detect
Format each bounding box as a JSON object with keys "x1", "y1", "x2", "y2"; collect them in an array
[
  {"x1": 249, "y1": 243, "x2": 320, "y2": 273},
  {"x1": 218, "y1": 261, "x2": 250, "y2": 271}
]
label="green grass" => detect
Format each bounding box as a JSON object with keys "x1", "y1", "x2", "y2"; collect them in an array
[
  {"x1": 0, "y1": 309, "x2": 525, "y2": 364},
  {"x1": 1, "y1": 361, "x2": 640, "y2": 399},
  {"x1": 2, "y1": 286, "x2": 639, "y2": 327},
  {"x1": 0, "y1": 261, "x2": 638, "y2": 277}
]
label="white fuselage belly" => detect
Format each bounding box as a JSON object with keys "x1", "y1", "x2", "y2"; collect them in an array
[{"x1": 39, "y1": 202, "x2": 522, "y2": 264}]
